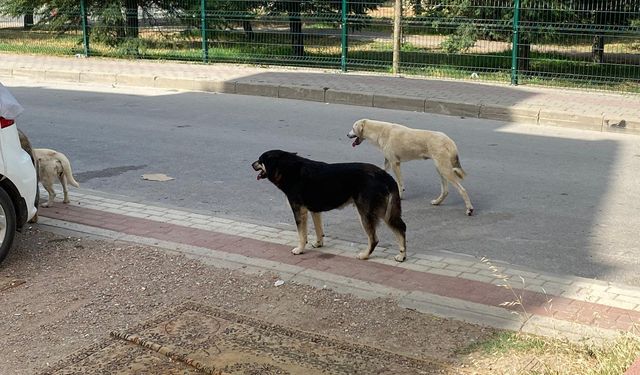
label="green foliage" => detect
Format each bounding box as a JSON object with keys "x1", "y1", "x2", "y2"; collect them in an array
[
  {"x1": 458, "y1": 331, "x2": 548, "y2": 355},
  {"x1": 425, "y1": 0, "x2": 640, "y2": 53},
  {"x1": 440, "y1": 23, "x2": 477, "y2": 53},
  {"x1": 90, "y1": 1, "x2": 125, "y2": 47},
  {"x1": 114, "y1": 37, "x2": 148, "y2": 57}
]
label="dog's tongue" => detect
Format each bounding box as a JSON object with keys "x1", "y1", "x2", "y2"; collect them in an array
[{"x1": 352, "y1": 137, "x2": 362, "y2": 147}]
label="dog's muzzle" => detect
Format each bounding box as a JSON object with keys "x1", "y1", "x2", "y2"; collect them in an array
[
  {"x1": 252, "y1": 161, "x2": 267, "y2": 180},
  {"x1": 347, "y1": 130, "x2": 362, "y2": 147}
]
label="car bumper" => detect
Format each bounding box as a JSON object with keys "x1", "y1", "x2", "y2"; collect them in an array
[{"x1": 0, "y1": 128, "x2": 37, "y2": 223}]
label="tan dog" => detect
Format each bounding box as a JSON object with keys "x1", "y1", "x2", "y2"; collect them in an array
[
  {"x1": 347, "y1": 119, "x2": 474, "y2": 216},
  {"x1": 33, "y1": 148, "x2": 80, "y2": 207}
]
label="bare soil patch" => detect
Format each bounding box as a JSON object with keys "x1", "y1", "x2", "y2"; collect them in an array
[
  {"x1": 0, "y1": 227, "x2": 494, "y2": 374},
  {"x1": 1, "y1": 226, "x2": 636, "y2": 374}
]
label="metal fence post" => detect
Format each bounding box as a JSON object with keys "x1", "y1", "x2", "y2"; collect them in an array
[
  {"x1": 80, "y1": 0, "x2": 89, "y2": 57},
  {"x1": 392, "y1": 0, "x2": 402, "y2": 74},
  {"x1": 340, "y1": 0, "x2": 348, "y2": 72},
  {"x1": 510, "y1": 0, "x2": 521, "y2": 85},
  {"x1": 201, "y1": 0, "x2": 209, "y2": 63}
]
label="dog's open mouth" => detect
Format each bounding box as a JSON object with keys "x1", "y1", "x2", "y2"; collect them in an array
[
  {"x1": 347, "y1": 131, "x2": 362, "y2": 147},
  {"x1": 252, "y1": 161, "x2": 267, "y2": 180}
]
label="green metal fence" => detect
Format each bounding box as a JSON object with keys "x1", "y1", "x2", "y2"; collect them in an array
[{"x1": 1, "y1": 1, "x2": 638, "y2": 91}]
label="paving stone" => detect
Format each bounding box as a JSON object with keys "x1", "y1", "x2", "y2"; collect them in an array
[{"x1": 36, "y1": 190, "x2": 640, "y2": 339}]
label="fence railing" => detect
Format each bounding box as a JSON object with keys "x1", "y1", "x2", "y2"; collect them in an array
[{"x1": 0, "y1": 0, "x2": 638, "y2": 91}]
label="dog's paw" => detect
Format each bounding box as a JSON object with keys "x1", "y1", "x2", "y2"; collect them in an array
[
  {"x1": 291, "y1": 247, "x2": 304, "y2": 255},
  {"x1": 311, "y1": 240, "x2": 324, "y2": 248},
  {"x1": 466, "y1": 208, "x2": 474, "y2": 216},
  {"x1": 63, "y1": 199, "x2": 70, "y2": 204},
  {"x1": 430, "y1": 199, "x2": 442, "y2": 206},
  {"x1": 41, "y1": 202, "x2": 50, "y2": 208},
  {"x1": 394, "y1": 253, "x2": 406, "y2": 262},
  {"x1": 357, "y1": 251, "x2": 370, "y2": 260}
]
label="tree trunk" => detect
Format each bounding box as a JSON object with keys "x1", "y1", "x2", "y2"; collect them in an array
[
  {"x1": 592, "y1": 35, "x2": 605, "y2": 63},
  {"x1": 125, "y1": 0, "x2": 139, "y2": 39},
  {"x1": 242, "y1": 20, "x2": 254, "y2": 40},
  {"x1": 517, "y1": 38, "x2": 530, "y2": 74},
  {"x1": 412, "y1": 0, "x2": 422, "y2": 16},
  {"x1": 287, "y1": 0, "x2": 304, "y2": 57},
  {"x1": 23, "y1": 12, "x2": 34, "y2": 29}
]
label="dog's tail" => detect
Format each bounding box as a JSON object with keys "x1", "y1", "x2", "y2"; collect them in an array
[
  {"x1": 385, "y1": 188, "x2": 406, "y2": 233},
  {"x1": 59, "y1": 154, "x2": 80, "y2": 188},
  {"x1": 452, "y1": 154, "x2": 466, "y2": 180}
]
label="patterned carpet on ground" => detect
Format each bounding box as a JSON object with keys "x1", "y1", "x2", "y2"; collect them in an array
[{"x1": 43, "y1": 302, "x2": 440, "y2": 374}]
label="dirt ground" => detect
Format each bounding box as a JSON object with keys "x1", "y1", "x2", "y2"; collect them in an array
[{"x1": 0, "y1": 225, "x2": 504, "y2": 374}]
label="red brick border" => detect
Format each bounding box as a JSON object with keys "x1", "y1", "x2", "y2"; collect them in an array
[{"x1": 42, "y1": 204, "x2": 640, "y2": 331}]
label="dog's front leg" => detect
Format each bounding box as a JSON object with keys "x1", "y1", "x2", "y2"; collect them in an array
[
  {"x1": 310, "y1": 212, "x2": 324, "y2": 248},
  {"x1": 390, "y1": 162, "x2": 405, "y2": 198},
  {"x1": 291, "y1": 204, "x2": 308, "y2": 255}
]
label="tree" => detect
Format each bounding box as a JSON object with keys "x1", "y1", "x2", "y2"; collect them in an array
[
  {"x1": 423, "y1": 0, "x2": 639, "y2": 66},
  {"x1": 574, "y1": 0, "x2": 640, "y2": 63},
  {"x1": 1, "y1": 0, "x2": 81, "y2": 32},
  {"x1": 125, "y1": 0, "x2": 138, "y2": 39},
  {"x1": 0, "y1": 0, "x2": 172, "y2": 42},
  {"x1": 1, "y1": 0, "x2": 388, "y2": 57}
]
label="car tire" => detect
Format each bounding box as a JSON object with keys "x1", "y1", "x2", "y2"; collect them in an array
[{"x1": 0, "y1": 187, "x2": 17, "y2": 264}]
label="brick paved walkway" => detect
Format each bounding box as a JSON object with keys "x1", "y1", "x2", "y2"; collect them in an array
[
  {"x1": 1, "y1": 53, "x2": 638, "y2": 134},
  {"x1": 36, "y1": 189, "x2": 640, "y2": 342}
]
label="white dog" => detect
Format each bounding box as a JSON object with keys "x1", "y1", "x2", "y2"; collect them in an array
[
  {"x1": 33, "y1": 148, "x2": 80, "y2": 207},
  {"x1": 348, "y1": 119, "x2": 474, "y2": 216}
]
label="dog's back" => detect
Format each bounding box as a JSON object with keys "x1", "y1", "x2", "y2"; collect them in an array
[
  {"x1": 265, "y1": 152, "x2": 398, "y2": 212},
  {"x1": 34, "y1": 148, "x2": 79, "y2": 188}
]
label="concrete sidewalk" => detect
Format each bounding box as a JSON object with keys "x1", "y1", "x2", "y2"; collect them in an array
[
  {"x1": 36, "y1": 188, "x2": 640, "y2": 344},
  {"x1": 1, "y1": 53, "x2": 638, "y2": 135}
]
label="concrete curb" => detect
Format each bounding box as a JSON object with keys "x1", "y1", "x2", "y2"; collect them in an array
[
  {"x1": 39, "y1": 216, "x2": 621, "y2": 343},
  {"x1": 2, "y1": 67, "x2": 638, "y2": 136},
  {"x1": 29, "y1": 188, "x2": 640, "y2": 343}
]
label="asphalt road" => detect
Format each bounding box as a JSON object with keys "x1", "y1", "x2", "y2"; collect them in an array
[{"x1": 6, "y1": 79, "x2": 640, "y2": 285}]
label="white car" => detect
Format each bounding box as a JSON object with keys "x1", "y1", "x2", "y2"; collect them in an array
[{"x1": 0, "y1": 84, "x2": 38, "y2": 264}]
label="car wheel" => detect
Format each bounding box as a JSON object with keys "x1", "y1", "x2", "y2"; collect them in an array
[{"x1": 0, "y1": 187, "x2": 17, "y2": 264}]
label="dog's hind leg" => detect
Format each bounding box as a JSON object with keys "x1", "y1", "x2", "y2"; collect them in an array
[
  {"x1": 41, "y1": 182, "x2": 56, "y2": 207},
  {"x1": 383, "y1": 158, "x2": 391, "y2": 172},
  {"x1": 39, "y1": 169, "x2": 56, "y2": 207},
  {"x1": 452, "y1": 180, "x2": 474, "y2": 216},
  {"x1": 310, "y1": 212, "x2": 324, "y2": 248},
  {"x1": 388, "y1": 223, "x2": 407, "y2": 262},
  {"x1": 431, "y1": 171, "x2": 449, "y2": 206},
  {"x1": 291, "y1": 204, "x2": 309, "y2": 255},
  {"x1": 433, "y1": 161, "x2": 473, "y2": 215},
  {"x1": 356, "y1": 208, "x2": 379, "y2": 260},
  {"x1": 384, "y1": 196, "x2": 407, "y2": 262},
  {"x1": 58, "y1": 173, "x2": 70, "y2": 204}
]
